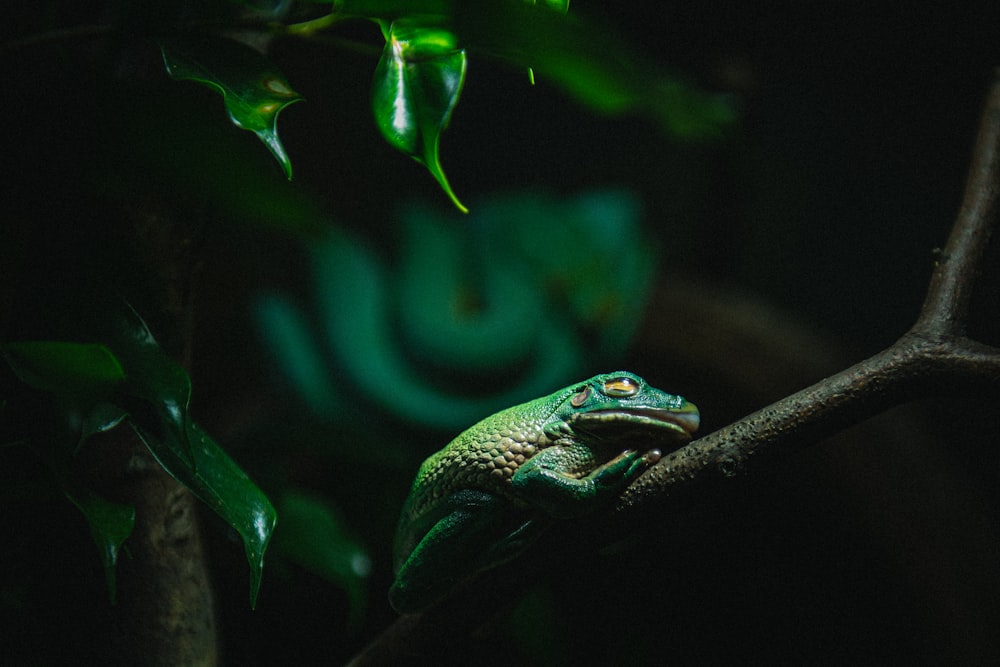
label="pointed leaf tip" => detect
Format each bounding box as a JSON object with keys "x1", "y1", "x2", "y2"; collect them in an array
[
  {"x1": 372, "y1": 21, "x2": 468, "y2": 212},
  {"x1": 65, "y1": 490, "x2": 135, "y2": 605},
  {"x1": 1, "y1": 341, "x2": 125, "y2": 395},
  {"x1": 134, "y1": 418, "x2": 277, "y2": 608},
  {"x1": 161, "y1": 36, "x2": 303, "y2": 180}
]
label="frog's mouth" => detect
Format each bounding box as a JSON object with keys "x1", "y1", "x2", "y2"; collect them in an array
[{"x1": 568, "y1": 406, "x2": 700, "y2": 441}]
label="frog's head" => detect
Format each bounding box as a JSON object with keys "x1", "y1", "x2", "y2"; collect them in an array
[{"x1": 542, "y1": 371, "x2": 699, "y2": 446}]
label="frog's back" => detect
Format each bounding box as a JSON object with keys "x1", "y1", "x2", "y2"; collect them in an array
[{"x1": 400, "y1": 396, "x2": 556, "y2": 527}]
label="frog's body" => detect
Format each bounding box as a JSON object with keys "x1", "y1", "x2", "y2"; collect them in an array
[{"x1": 389, "y1": 371, "x2": 699, "y2": 613}]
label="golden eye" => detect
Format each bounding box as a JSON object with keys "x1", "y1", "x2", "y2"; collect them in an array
[
  {"x1": 570, "y1": 386, "x2": 592, "y2": 407},
  {"x1": 603, "y1": 377, "x2": 638, "y2": 397}
]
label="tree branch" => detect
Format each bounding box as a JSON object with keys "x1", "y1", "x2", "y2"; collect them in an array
[
  {"x1": 618, "y1": 67, "x2": 1000, "y2": 510},
  {"x1": 2, "y1": 17, "x2": 380, "y2": 55},
  {"x1": 347, "y1": 69, "x2": 1000, "y2": 666},
  {"x1": 916, "y1": 69, "x2": 1000, "y2": 336}
]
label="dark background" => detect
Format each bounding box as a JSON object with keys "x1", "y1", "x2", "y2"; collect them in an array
[{"x1": 3, "y1": 2, "x2": 999, "y2": 664}]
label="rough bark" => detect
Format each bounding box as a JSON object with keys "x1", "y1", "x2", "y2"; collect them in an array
[{"x1": 104, "y1": 203, "x2": 217, "y2": 665}]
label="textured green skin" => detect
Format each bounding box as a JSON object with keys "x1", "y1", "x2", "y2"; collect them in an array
[{"x1": 389, "y1": 371, "x2": 698, "y2": 613}]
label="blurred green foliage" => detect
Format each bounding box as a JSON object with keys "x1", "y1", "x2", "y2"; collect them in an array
[
  {"x1": 256, "y1": 188, "x2": 656, "y2": 431},
  {"x1": 271, "y1": 490, "x2": 371, "y2": 626}
]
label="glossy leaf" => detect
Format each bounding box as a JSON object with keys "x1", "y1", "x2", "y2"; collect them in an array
[
  {"x1": 1, "y1": 297, "x2": 275, "y2": 607},
  {"x1": 161, "y1": 36, "x2": 304, "y2": 179},
  {"x1": 110, "y1": 89, "x2": 327, "y2": 237},
  {"x1": 90, "y1": 303, "x2": 274, "y2": 607},
  {"x1": 76, "y1": 402, "x2": 129, "y2": 452},
  {"x1": 109, "y1": 303, "x2": 195, "y2": 468},
  {"x1": 372, "y1": 20, "x2": 468, "y2": 212},
  {"x1": 133, "y1": 419, "x2": 277, "y2": 608},
  {"x1": 273, "y1": 491, "x2": 370, "y2": 625},
  {"x1": 65, "y1": 489, "x2": 135, "y2": 604},
  {"x1": 1, "y1": 341, "x2": 125, "y2": 395}
]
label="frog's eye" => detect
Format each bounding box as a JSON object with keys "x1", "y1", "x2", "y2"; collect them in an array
[
  {"x1": 570, "y1": 386, "x2": 592, "y2": 407},
  {"x1": 603, "y1": 377, "x2": 639, "y2": 397}
]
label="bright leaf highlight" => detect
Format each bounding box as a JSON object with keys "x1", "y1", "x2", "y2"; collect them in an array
[
  {"x1": 372, "y1": 20, "x2": 468, "y2": 213},
  {"x1": 161, "y1": 36, "x2": 304, "y2": 179}
]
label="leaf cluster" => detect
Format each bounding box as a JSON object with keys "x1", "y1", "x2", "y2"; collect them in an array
[
  {"x1": 1, "y1": 302, "x2": 275, "y2": 607},
  {"x1": 157, "y1": 0, "x2": 734, "y2": 211}
]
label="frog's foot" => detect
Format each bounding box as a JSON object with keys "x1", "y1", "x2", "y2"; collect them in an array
[
  {"x1": 512, "y1": 448, "x2": 661, "y2": 518},
  {"x1": 595, "y1": 448, "x2": 662, "y2": 487}
]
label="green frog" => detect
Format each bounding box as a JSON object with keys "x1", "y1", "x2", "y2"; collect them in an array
[{"x1": 389, "y1": 371, "x2": 699, "y2": 612}]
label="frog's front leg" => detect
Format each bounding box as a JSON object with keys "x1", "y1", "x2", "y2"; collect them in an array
[
  {"x1": 389, "y1": 489, "x2": 547, "y2": 613},
  {"x1": 511, "y1": 445, "x2": 662, "y2": 518}
]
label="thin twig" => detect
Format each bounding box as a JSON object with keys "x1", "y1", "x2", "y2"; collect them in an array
[
  {"x1": 3, "y1": 23, "x2": 114, "y2": 51},
  {"x1": 916, "y1": 67, "x2": 1000, "y2": 335},
  {"x1": 3, "y1": 16, "x2": 377, "y2": 54}
]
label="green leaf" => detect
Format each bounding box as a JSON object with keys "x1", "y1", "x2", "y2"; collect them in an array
[
  {"x1": 372, "y1": 20, "x2": 468, "y2": 212},
  {"x1": 108, "y1": 88, "x2": 327, "y2": 237},
  {"x1": 109, "y1": 304, "x2": 195, "y2": 468},
  {"x1": 65, "y1": 489, "x2": 135, "y2": 604},
  {"x1": 133, "y1": 419, "x2": 277, "y2": 608},
  {"x1": 160, "y1": 35, "x2": 304, "y2": 179},
  {"x1": 77, "y1": 402, "x2": 129, "y2": 452},
  {"x1": 1, "y1": 341, "x2": 125, "y2": 395},
  {"x1": 273, "y1": 490, "x2": 370, "y2": 625}
]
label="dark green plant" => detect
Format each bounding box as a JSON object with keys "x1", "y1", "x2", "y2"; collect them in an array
[
  {"x1": 1, "y1": 302, "x2": 276, "y2": 607},
  {"x1": 3, "y1": 0, "x2": 733, "y2": 662},
  {"x1": 156, "y1": 0, "x2": 734, "y2": 211}
]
